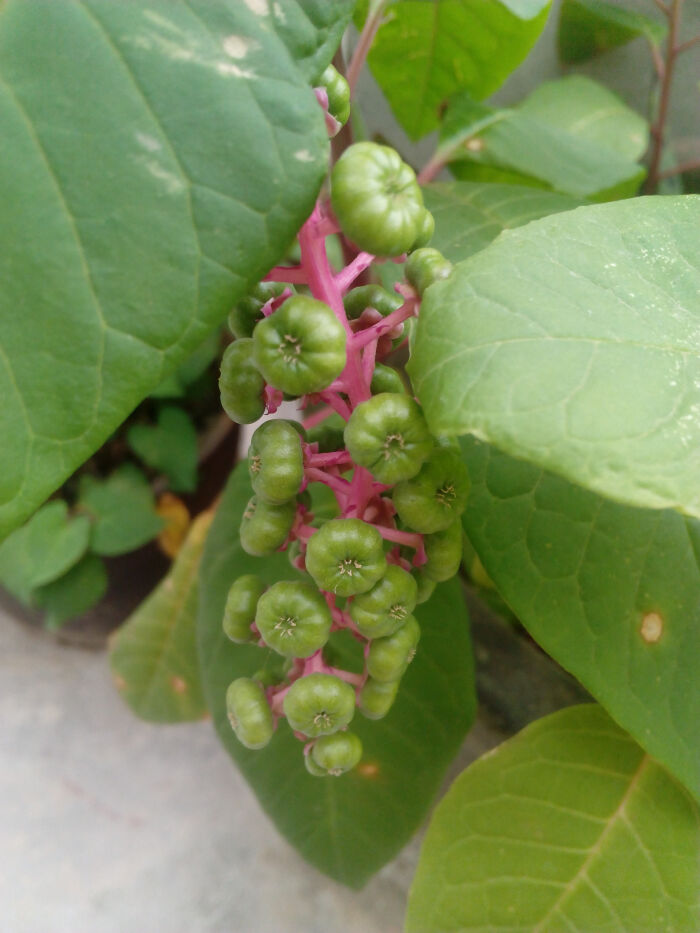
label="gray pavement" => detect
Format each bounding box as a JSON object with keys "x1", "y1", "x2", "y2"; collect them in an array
[{"x1": 0, "y1": 609, "x2": 499, "y2": 933}]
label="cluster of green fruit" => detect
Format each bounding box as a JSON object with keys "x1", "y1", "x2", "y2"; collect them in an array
[{"x1": 216, "y1": 70, "x2": 467, "y2": 778}]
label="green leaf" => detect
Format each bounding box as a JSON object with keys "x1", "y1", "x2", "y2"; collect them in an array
[
  {"x1": 35, "y1": 552, "x2": 108, "y2": 630},
  {"x1": 197, "y1": 464, "x2": 476, "y2": 887},
  {"x1": 127, "y1": 407, "x2": 198, "y2": 492},
  {"x1": 409, "y1": 196, "x2": 700, "y2": 518},
  {"x1": 274, "y1": 0, "x2": 356, "y2": 82},
  {"x1": 364, "y1": 0, "x2": 551, "y2": 140},
  {"x1": 461, "y1": 435, "x2": 700, "y2": 800},
  {"x1": 110, "y1": 510, "x2": 212, "y2": 722},
  {"x1": 445, "y1": 77, "x2": 647, "y2": 199},
  {"x1": 0, "y1": 0, "x2": 342, "y2": 541},
  {"x1": 150, "y1": 330, "x2": 221, "y2": 399},
  {"x1": 78, "y1": 464, "x2": 164, "y2": 556},
  {"x1": 406, "y1": 704, "x2": 700, "y2": 932},
  {"x1": 424, "y1": 181, "x2": 581, "y2": 263},
  {"x1": 559, "y1": 0, "x2": 666, "y2": 64},
  {"x1": 0, "y1": 500, "x2": 90, "y2": 603}
]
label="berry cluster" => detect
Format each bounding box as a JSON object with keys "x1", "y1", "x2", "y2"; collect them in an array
[{"x1": 218, "y1": 68, "x2": 467, "y2": 778}]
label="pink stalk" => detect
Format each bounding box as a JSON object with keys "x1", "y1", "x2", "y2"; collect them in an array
[
  {"x1": 374, "y1": 525, "x2": 424, "y2": 550},
  {"x1": 302, "y1": 405, "x2": 334, "y2": 431},
  {"x1": 351, "y1": 300, "x2": 417, "y2": 349},
  {"x1": 305, "y1": 467, "x2": 351, "y2": 497},
  {"x1": 318, "y1": 390, "x2": 352, "y2": 421},
  {"x1": 305, "y1": 449, "x2": 352, "y2": 468},
  {"x1": 334, "y1": 251, "x2": 375, "y2": 292},
  {"x1": 362, "y1": 339, "x2": 377, "y2": 385},
  {"x1": 263, "y1": 265, "x2": 308, "y2": 284}
]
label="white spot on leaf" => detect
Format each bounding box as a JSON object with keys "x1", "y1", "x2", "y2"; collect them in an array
[
  {"x1": 216, "y1": 61, "x2": 257, "y2": 79},
  {"x1": 135, "y1": 132, "x2": 161, "y2": 153},
  {"x1": 243, "y1": 0, "x2": 269, "y2": 15},
  {"x1": 223, "y1": 34, "x2": 258, "y2": 59},
  {"x1": 640, "y1": 612, "x2": 664, "y2": 644},
  {"x1": 295, "y1": 149, "x2": 315, "y2": 163}
]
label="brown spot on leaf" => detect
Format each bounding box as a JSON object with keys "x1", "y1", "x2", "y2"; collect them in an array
[
  {"x1": 113, "y1": 674, "x2": 127, "y2": 691},
  {"x1": 640, "y1": 612, "x2": 664, "y2": 644},
  {"x1": 170, "y1": 675, "x2": 188, "y2": 694},
  {"x1": 357, "y1": 761, "x2": 380, "y2": 779}
]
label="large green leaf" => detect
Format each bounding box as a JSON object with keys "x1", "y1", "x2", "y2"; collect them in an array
[
  {"x1": 275, "y1": 0, "x2": 355, "y2": 82},
  {"x1": 461, "y1": 435, "x2": 700, "y2": 800},
  {"x1": 363, "y1": 0, "x2": 550, "y2": 140},
  {"x1": 446, "y1": 77, "x2": 647, "y2": 199},
  {"x1": 409, "y1": 196, "x2": 700, "y2": 518},
  {"x1": 424, "y1": 182, "x2": 581, "y2": 263},
  {"x1": 406, "y1": 705, "x2": 700, "y2": 932},
  {"x1": 0, "y1": 0, "x2": 345, "y2": 541},
  {"x1": 197, "y1": 464, "x2": 476, "y2": 888},
  {"x1": 0, "y1": 500, "x2": 90, "y2": 603},
  {"x1": 110, "y1": 510, "x2": 212, "y2": 722},
  {"x1": 558, "y1": 0, "x2": 666, "y2": 64}
]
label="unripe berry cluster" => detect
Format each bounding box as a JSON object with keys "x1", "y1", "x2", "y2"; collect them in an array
[{"x1": 218, "y1": 72, "x2": 465, "y2": 778}]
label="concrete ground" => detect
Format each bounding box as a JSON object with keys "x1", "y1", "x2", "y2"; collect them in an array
[{"x1": 1, "y1": 608, "x2": 501, "y2": 933}]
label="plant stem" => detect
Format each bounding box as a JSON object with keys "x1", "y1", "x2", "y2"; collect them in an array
[
  {"x1": 346, "y1": 0, "x2": 388, "y2": 96},
  {"x1": 645, "y1": 0, "x2": 685, "y2": 192},
  {"x1": 658, "y1": 157, "x2": 700, "y2": 179}
]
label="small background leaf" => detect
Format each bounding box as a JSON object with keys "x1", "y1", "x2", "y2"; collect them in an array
[
  {"x1": 110, "y1": 509, "x2": 212, "y2": 722},
  {"x1": 410, "y1": 196, "x2": 700, "y2": 518},
  {"x1": 446, "y1": 77, "x2": 647, "y2": 199},
  {"x1": 0, "y1": 500, "x2": 90, "y2": 603},
  {"x1": 35, "y1": 552, "x2": 108, "y2": 630},
  {"x1": 406, "y1": 704, "x2": 700, "y2": 933},
  {"x1": 127, "y1": 406, "x2": 199, "y2": 492},
  {"x1": 424, "y1": 181, "x2": 581, "y2": 262},
  {"x1": 558, "y1": 0, "x2": 666, "y2": 64},
  {"x1": 197, "y1": 464, "x2": 476, "y2": 888},
  {"x1": 360, "y1": 0, "x2": 551, "y2": 140},
  {"x1": 78, "y1": 464, "x2": 164, "y2": 556}
]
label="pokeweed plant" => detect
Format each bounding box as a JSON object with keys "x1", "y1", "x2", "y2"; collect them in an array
[{"x1": 2, "y1": 0, "x2": 700, "y2": 926}]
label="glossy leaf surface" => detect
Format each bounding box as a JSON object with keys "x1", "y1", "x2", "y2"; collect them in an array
[
  {"x1": 197, "y1": 464, "x2": 476, "y2": 887},
  {"x1": 407, "y1": 705, "x2": 700, "y2": 932},
  {"x1": 460, "y1": 436, "x2": 700, "y2": 800},
  {"x1": 0, "y1": 0, "x2": 343, "y2": 540},
  {"x1": 410, "y1": 196, "x2": 700, "y2": 518},
  {"x1": 362, "y1": 0, "x2": 550, "y2": 139}
]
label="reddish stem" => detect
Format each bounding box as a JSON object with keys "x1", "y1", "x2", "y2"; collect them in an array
[{"x1": 263, "y1": 265, "x2": 308, "y2": 284}]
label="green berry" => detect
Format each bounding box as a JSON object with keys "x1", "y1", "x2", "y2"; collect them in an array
[
  {"x1": 366, "y1": 615, "x2": 421, "y2": 682},
  {"x1": 344, "y1": 285, "x2": 402, "y2": 320},
  {"x1": 304, "y1": 753, "x2": 329, "y2": 777},
  {"x1": 309, "y1": 731, "x2": 363, "y2": 776},
  {"x1": 228, "y1": 282, "x2": 286, "y2": 338},
  {"x1": 393, "y1": 447, "x2": 470, "y2": 533},
  {"x1": 370, "y1": 363, "x2": 406, "y2": 396},
  {"x1": 248, "y1": 420, "x2": 304, "y2": 504},
  {"x1": 239, "y1": 495, "x2": 296, "y2": 557},
  {"x1": 422, "y1": 520, "x2": 463, "y2": 582},
  {"x1": 253, "y1": 295, "x2": 346, "y2": 396},
  {"x1": 255, "y1": 581, "x2": 332, "y2": 658},
  {"x1": 319, "y1": 64, "x2": 350, "y2": 126},
  {"x1": 359, "y1": 677, "x2": 400, "y2": 720},
  {"x1": 412, "y1": 210, "x2": 435, "y2": 250},
  {"x1": 413, "y1": 570, "x2": 436, "y2": 604},
  {"x1": 305, "y1": 518, "x2": 387, "y2": 597},
  {"x1": 330, "y1": 142, "x2": 432, "y2": 257},
  {"x1": 344, "y1": 393, "x2": 433, "y2": 484},
  {"x1": 222, "y1": 574, "x2": 264, "y2": 644},
  {"x1": 226, "y1": 678, "x2": 274, "y2": 749},
  {"x1": 350, "y1": 564, "x2": 418, "y2": 638},
  {"x1": 405, "y1": 248, "x2": 452, "y2": 297},
  {"x1": 219, "y1": 339, "x2": 265, "y2": 424},
  {"x1": 283, "y1": 673, "x2": 356, "y2": 737}
]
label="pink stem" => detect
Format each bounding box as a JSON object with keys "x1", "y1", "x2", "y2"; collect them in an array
[
  {"x1": 263, "y1": 265, "x2": 308, "y2": 284},
  {"x1": 362, "y1": 339, "x2": 377, "y2": 385},
  {"x1": 351, "y1": 301, "x2": 417, "y2": 349},
  {"x1": 319, "y1": 391, "x2": 352, "y2": 421},
  {"x1": 302, "y1": 406, "x2": 334, "y2": 430},
  {"x1": 305, "y1": 467, "x2": 351, "y2": 495},
  {"x1": 347, "y1": 1, "x2": 388, "y2": 96},
  {"x1": 334, "y1": 251, "x2": 375, "y2": 292},
  {"x1": 374, "y1": 525, "x2": 424, "y2": 550},
  {"x1": 305, "y1": 449, "x2": 352, "y2": 468}
]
